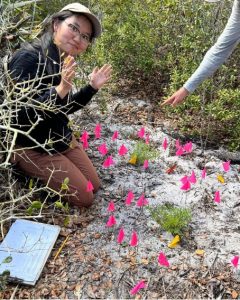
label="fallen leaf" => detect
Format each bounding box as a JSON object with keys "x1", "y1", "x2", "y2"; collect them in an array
[
  {"x1": 129, "y1": 154, "x2": 137, "y2": 165},
  {"x1": 168, "y1": 235, "x2": 180, "y2": 248},
  {"x1": 195, "y1": 249, "x2": 205, "y2": 256},
  {"x1": 217, "y1": 174, "x2": 225, "y2": 184},
  {"x1": 166, "y1": 164, "x2": 177, "y2": 174}
]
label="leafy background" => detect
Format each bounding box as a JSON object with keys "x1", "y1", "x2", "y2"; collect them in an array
[{"x1": 3, "y1": 0, "x2": 240, "y2": 150}]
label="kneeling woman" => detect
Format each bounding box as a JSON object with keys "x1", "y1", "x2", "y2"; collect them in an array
[{"x1": 9, "y1": 3, "x2": 112, "y2": 208}]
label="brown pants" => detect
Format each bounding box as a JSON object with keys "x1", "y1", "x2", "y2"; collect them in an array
[{"x1": 11, "y1": 138, "x2": 100, "y2": 208}]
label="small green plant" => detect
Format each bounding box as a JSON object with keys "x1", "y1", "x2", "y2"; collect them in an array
[
  {"x1": 0, "y1": 256, "x2": 12, "y2": 291},
  {"x1": 148, "y1": 203, "x2": 192, "y2": 236},
  {"x1": 131, "y1": 140, "x2": 159, "y2": 165}
]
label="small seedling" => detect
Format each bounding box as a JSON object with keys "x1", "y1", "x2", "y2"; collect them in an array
[
  {"x1": 130, "y1": 141, "x2": 159, "y2": 165},
  {"x1": 148, "y1": 203, "x2": 192, "y2": 236}
]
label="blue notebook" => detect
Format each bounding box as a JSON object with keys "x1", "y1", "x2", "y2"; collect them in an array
[{"x1": 0, "y1": 219, "x2": 60, "y2": 285}]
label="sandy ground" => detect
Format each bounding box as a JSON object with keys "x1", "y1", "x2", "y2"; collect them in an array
[{"x1": 2, "y1": 96, "x2": 240, "y2": 299}]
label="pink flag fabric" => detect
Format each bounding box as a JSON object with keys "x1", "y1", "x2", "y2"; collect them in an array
[
  {"x1": 80, "y1": 131, "x2": 89, "y2": 149},
  {"x1": 143, "y1": 160, "x2": 149, "y2": 169},
  {"x1": 180, "y1": 180, "x2": 191, "y2": 191},
  {"x1": 98, "y1": 143, "x2": 108, "y2": 156},
  {"x1": 106, "y1": 215, "x2": 116, "y2": 227},
  {"x1": 118, "y1": 144, "x2": 128, "y2": 156},
  {"x1": 107, "y1": 201, "x2": 115, "y2": 212},
  {"x1": 162, "y1": 137, "x2": 168, "y2": 151},
  {"x1": 158, "y1": 252, "x2": 170, "y2": 267},
  {"x1": 136, "y1": 194, "x2": 149, "y2": 207},
  {"x1": 94, "y1": 123, "x2": 101, "y2": 139},
  {"x1": 130, "y1": 231, "x2": 138, "y2": 246},
  {"x1": 175, "y1": 139, "x2": 181, "y2": 149},
  {"x1": 86, "y1": 180, "x2": 94, "y2": 192},
  {"x1": 145, "y1": 134, "x2": 150, "y2": 144},
  {"x1": 231, "y1": 255, "x2": 239, "y2": 268},
  {"x1": 117, "y1": 227, "x2": 125, "y2": 244},
  {"x1": 112, "y1": 131, "x2": 119, "y2": 141},
  {"x1": 130, "y1": 280, "x2": 147, "y2": 295},
  {"x1": 180, "y1": 175, "x2": 189, "y2": 185},
  {"x1": 138, "y1": 127, "x2": 145, "y2": 139},
  {"x1": 125, "y1": 191, "x2": 135, "y2": 205},
  {"x1": 183, "y1": 141, "x2": 193, "y2": 153},
  {"x1": 176, "y1": 146, "x2": 184, "y2": 156},
  {"x1": 214, "y1": 191, "x2": 221, "y2": 203},
  {"x1": 201, "y1": 168, "x2": 207, "y2": 179},
  {"x1": 222, "y1": 161, "x2": 230, "y2": 172},
  {"x1": 103, "y1": 156, "x2": 114, "y2": 168},
  {"x1": 188, "y1": 170, "x2": 197, "y2": 184}
]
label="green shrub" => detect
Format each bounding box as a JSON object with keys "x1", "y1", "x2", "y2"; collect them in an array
[{"x1": 148, "y1": 203, "x2": 192, "y2": 236}]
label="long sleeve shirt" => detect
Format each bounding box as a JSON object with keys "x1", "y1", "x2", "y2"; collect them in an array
[
  {"x1": 184, "y1": 0, "x2": 240, "y2": 93},
  {"x1": 8, "y1": 41, "x2": 97, "y2": 153}
]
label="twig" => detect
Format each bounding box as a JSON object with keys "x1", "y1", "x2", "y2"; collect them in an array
[{"x1": 53, "y1": 235, "x2": 69, "y2": 261}]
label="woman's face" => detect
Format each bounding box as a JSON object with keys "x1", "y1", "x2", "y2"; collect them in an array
[{"x1": 53, "y1": 14, "x2": 92, "y2": 56}]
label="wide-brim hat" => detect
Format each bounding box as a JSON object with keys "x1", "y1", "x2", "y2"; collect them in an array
[{"x1": 60, "y1": 3, "x2": 101, "y2": 38}]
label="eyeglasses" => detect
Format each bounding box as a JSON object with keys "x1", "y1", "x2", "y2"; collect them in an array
[{"x1": 64, "y1": 20, "x2": 92, "y2": 45}]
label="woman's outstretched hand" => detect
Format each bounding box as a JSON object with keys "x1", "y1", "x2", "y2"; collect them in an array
[
  {"x1": 161, "y1": 87, "x2": 189, "y2": 106},
  {"x1": 89, "y1": 64, "x2": 112, "y2": 90}
]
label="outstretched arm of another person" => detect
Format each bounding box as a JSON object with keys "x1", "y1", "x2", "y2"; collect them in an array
[{"x1": 163, "y1": 0, "x2": 240, "y2": 106}]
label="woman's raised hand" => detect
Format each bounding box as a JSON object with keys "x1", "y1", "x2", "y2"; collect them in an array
[
  {"x1": 56, "y1": 55, "x2": 77, "y2": 99},
  {"x1": 89, "y1": 64, "x2": 112, "y2": 90},
  {"x1": 162, "y1": 87, "x2": 189, "y2": 106}
]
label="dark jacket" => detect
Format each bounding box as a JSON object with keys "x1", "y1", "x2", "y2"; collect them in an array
[{"x1": 8, "y1": 33, "x2": 97, "y2": 153}]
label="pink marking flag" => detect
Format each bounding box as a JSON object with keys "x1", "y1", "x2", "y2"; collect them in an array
[
  {"x1": 158, "y1": 252, "x2": 170, "y2": 267},
  {"x1": 143, "y1": 160, "x2": 149, "y2": 169},
  {"x1": 86, "y1": 180, "x2": 94, "y2": 192},
  {"x1": 125, "y1": 190, "x2": 134, "y2": 205},
  {"x1": 180, "y1": 175, "x2": 189, "y2": 185},
  {"x1": 180, "y1": 180, "x2": 191, "y2": 191},
  {"x1": 188, "y1": 170, "x2": 197, "y2": 184},
  {"x1": 106, "y1": 215, "x2": 116, "y2": 227},
  {"x1": 98, "y1": 143, "x2": 108, "y2": 156},
  {"x1": 103, "y1": 156, "x2": 114, "y2": 168},
  {"x1": 118, "y1": 144, "x2": 128, "y2": 156},
  {"x1": 136, "y1": 194, "x2": 149, "y2": 207},
  {"x1": 201, "y1": 168, "x2": 207, "y2": 179},
  {"x1": 130, "y1": 231, "x2": 138, "y2": 246},
  {"x1": 231, "y1": 255, "x2": 239, "y2": 268},
  {"x1": 162, "y1": 137, "x2": 168, "y2": 151},
  {"x1": 80, "y1": 131, "x2": 89, "y2": 149},
  {"x1": 80, "y1": 130, "x2": 89, "y2": 142},
  {"x1": 130, "y1": 280, "x2": 147, "y2": 295},
  {"x1": 112, "y1": 130, "x2": 119, "y2": 141},
  {"x1": 145, "y1": 133, "x2": 150, "y2": 144},
  {"x1": 94, "y1": 123, "x2": 101, "y2": 139},
  {"x1": 107, "y1": 201, "x2": 115, "y2": 212},
  {"x1": 222, "y1": 161, "x2": 230, "y2": 172},
  {"x1": 214, "y1": 191, "x2": 221, "y2": 203},
  {"x1": 175, "y1": 139, "x2": 181, "y2": 149},
  {"x1": 183, "y1": 141, "x2": 193, "y2": 153},
  {"x1": 117, "y1": 227, "x2": 125, "y2": 244},
  {"x1": 176, "y1": 146, "x2": 184, "y2": 156},
  {"x1": 138, "y1": 127, "x2": 145, "y2": 139}
]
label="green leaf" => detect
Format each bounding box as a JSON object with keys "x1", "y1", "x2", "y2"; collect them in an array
[
  {"x1": 55, "y1": 201, "x2": 64, "y2": 209},
  {"x1": 61, "y1": 184, "x2": 68, "y2": 191},
  {"x1": 63, "y1": 216, "x2": 70, "y2": 227},
  {"x1": 2, "y1": 256, "x2": 12, "y2": 264},
  {"x1": 28, "y1": 178, "x2": 34, "y2": 190},
  {"x1": 26, "y1": 207, "x2": 33, "y2": 215},
  {"x1": 63, "y1": 177, "x2": 70, "y2": 185},
  {"x1": 31, "y1": 201, "x2": 42, "y2": 209}
]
